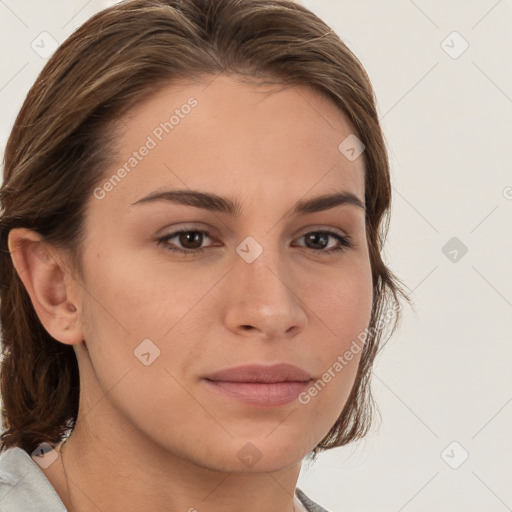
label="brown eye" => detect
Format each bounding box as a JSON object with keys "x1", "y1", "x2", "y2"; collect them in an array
[
  {"x1": 157, "y1": 228, "x2": 353, "y2": 256},
  {"x1": 176, "y1": 231, "x2": 204, "y2": 250},
  {"x1": 296, "y1": 230, "x2": 353, "y2": 254},
  {"x1": 158, "y1": 230, "x2": 214, "y2": 254}
]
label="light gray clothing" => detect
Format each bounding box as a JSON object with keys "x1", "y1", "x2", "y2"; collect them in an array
[{"x1": 0, "y1": 446, "x2": 330, "y2": 511}]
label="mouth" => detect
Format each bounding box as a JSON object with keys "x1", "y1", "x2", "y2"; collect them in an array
[{"x1": 202, "y1": 363, "x2": 313, "y2": 407}]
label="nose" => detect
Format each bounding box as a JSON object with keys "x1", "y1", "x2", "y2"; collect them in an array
[{"x1": 222, "y1": 249, "x2": 308, "y2": 341}]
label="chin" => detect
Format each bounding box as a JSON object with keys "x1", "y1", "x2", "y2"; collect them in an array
[{"x1": 198, "y1": 437, "x2": 310, "y2": 473}]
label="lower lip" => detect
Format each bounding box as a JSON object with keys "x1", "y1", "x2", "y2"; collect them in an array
[{"x1": 203, "y1": 379, "x2": 311, "y2": 407}]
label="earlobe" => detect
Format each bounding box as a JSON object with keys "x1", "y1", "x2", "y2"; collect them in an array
[{"x1": 7, "y1": 227, "x2": 84, "y2": 346}]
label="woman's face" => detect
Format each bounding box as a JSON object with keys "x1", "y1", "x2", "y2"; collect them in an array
[{"x1": 73, "y1": 74, "x2": 373, "y2": 472}]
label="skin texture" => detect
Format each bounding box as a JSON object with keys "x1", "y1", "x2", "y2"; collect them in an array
[{"x1": 8, "y1": 74, "x2": 373, "y2": 512}]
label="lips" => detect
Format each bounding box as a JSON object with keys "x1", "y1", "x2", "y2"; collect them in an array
[
  {"x1": 204, "y1": 363, "x2": 312, "y2": 383},
  {"x1": 203, "y1": 363, "x2": 313, "y2": 407}
]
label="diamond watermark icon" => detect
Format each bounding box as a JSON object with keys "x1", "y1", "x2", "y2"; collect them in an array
[
  {"x1": 236, "y1": 236, "x2": 263, "y2": 263},
  {"x1": 134, "y1": 338, "x2": 161, "y2": 366},
  {"x1": 30, "y1": 31, "x2": 59, "y2": 59},
  {"x1": 237, "y1": 441, "x2": 262, "y2": 468},
  {"x1": 441, "y1": 31, "x2": 469, "y2": 59},
  {"x1": 338, "y1": 134, "x2": 365, "y2": 161},
  {"x1": 31, "y1": 442, "x2": 59, "y2": 469},
  {"x1": 441, "y1": 441, "x2": 469, "y2": 469},
  {"x1": 442, "y1": 237, "x2": 468, "y2": 263}
]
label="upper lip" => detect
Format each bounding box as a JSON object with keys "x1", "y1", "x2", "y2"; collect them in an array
[{"x1": 204, "y1": 363, "x2": 312, "y2": 383}]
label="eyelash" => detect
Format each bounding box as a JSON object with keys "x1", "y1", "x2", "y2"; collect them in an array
[{"x1": 157, "y1": 228, "x2": 353, "y2": 256}]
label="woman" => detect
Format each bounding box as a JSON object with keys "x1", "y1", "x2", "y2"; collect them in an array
[{"x1": 0, "y1": 0, "x2": 409, "y2": 510}]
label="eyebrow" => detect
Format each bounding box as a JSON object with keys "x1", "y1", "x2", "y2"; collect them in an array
[{"x1": 130, "y1": 189, "x2": 365, "y2": 216}]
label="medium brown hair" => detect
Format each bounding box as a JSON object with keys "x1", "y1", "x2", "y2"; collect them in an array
[{"x1": 0, "y1": 0, "x2": 410, "y2": 459}]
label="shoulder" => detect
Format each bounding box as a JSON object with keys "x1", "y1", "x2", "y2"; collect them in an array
[
  {"x1": 296, "y1": 487, "x2": 332, "y2": 512},
  {"x1": 0, "y1": 446, "x2": 67, "y2": 511}
]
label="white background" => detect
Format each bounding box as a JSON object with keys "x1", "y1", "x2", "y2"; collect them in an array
[{"x1": 1, "y1": 1, "x2": 511, "y2": 511}]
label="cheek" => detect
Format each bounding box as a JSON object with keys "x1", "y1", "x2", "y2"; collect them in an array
[
  {"x1": 296, "y1": 259, "x2": 373, "y2": 419},
  {"x1": 76, "y1": 263, "x2": 201, "y2": 436},
  {"x1": 81, "y1": 246, "x2": 202, "y2": 338},
  {"x1": 77, "y1": 249, "x2": 216, "y2": 396},
  {"x1": 306, "y1": 258, "x2": 373, "y2": 347}
]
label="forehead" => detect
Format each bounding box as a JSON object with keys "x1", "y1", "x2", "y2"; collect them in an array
[{"x1": 94, "y1": 74, "x2": 365, "y2": 214}]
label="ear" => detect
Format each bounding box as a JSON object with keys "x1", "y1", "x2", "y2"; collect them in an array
[{"x1": 7, "y1": 227, "x2": 84, "y2": 346}]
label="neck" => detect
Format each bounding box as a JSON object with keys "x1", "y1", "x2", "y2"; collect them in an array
[{"x1": 54, "y1": 417, "x2": 304, "y2": 512}]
